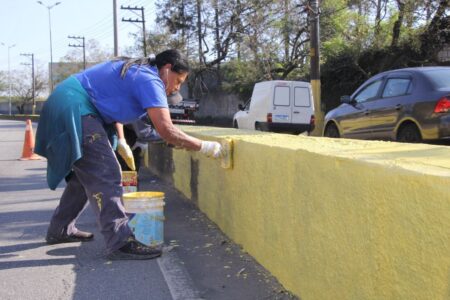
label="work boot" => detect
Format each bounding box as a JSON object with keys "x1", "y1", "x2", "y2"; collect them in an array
[
  {"x1": 46, "y1": 230, "x2": 94, "y2": 245},
  {"x1": 107, "y1": 236, "x2": 162, "y2": 260}
]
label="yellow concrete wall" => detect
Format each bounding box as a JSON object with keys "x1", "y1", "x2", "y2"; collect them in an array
[{"x1": 150, "y1": 126, "x2": 450, "y2": 300}]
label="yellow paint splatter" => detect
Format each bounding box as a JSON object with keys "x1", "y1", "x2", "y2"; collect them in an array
[
  {"x1": 88, "y1": 133, "x2": 102, "y2": 143},
  {"x1": 93, "y1": 192, "x2": 103, "y2": 210}
]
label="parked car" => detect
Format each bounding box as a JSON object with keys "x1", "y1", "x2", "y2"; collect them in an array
[
  {"x1": 323, "y1": 66, "x2": 450, "y2": 142},
  {"x1": 169, "y1": 98, "x2": 199, "y2": 124},
  {"x1": 233, "y1": 80, "x2": 315, "y2": 134}
]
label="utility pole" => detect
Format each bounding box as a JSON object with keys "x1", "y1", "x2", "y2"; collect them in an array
[
  {"x1": 20, "y1": 53, "x2": 36, "y2": 115},
  {"x1": 68, "y1": 35, "x2": 86, "y2": 70},
  {"x1": 113, "y1": 0, "x2": 119, "y2": 57},
  {"x1": 309, "y1": 0, "x2": 323, "y2": 137},
  {"x1": 121, "y1": 5, "x2": 147, "y2": 56},
  {"x1": 1, "y1": 43, "x2": 16, "y2": 115}
]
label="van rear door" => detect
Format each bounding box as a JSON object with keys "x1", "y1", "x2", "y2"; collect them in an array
[
  {"x1": 272, "y1": 84, "x2": 291, "y2": 124},
  {"x1": 292, "y1": 83, "x2": 313, "y2": 125}
]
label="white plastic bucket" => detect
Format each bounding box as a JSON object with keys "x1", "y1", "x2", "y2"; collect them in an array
[{"x1": 123, "y1": 192, "x2": 165, "y2": 246}]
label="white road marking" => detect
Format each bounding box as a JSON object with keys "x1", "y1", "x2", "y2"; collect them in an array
[{"x1": 157, "y1": 250, "x2": 203, "y2": 300}]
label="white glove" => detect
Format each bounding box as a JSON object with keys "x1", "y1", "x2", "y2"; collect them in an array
[
  {"x1": 131, "y1": 141, "x2": 148, "y2": 153},
  {"x1": 200, "y1": 141, "x2": 224, "y2": 158},
  {"x1": 117, "y1": 138, "x2": 136, "y2": 171}
]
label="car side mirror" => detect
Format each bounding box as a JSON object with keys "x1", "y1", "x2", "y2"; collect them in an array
[
  {"x1": 340, "y1": 95, "x2": 352, "y2": 104},
  {"x1": 238, "y1": 104, "x2": 244, "y2": 110}
]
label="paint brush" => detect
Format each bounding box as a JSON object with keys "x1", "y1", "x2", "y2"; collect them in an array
[{"x1": 220, "y1": 138, "x2": 233, "y2": 169}]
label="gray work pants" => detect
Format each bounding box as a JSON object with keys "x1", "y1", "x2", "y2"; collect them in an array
[{"x1": 47, "y1": 115, "x2": 132, "y2": 252}]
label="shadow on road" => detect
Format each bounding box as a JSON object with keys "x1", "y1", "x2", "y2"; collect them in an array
[{"x1": 0, "y1": 174, "x2": 48, "y2": 192}]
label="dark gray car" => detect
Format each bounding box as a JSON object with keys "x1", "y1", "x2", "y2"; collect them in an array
[{"x1": 323, "y1": 66, "x2": 450, "y2": 142}]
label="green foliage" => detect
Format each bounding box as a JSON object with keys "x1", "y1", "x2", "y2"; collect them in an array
[
  {"x1": 321, "y1": 50, "x2": 368, "y2": 112},
  {"x1": 220, "y1": 60, "x2": 263, "y2": 101},
  {"x1": 0, "y1": 71, "x2": 7, "y2": 92},
  {"x1": 129, "y1": 0, "x2": 450, "y2": 113}
]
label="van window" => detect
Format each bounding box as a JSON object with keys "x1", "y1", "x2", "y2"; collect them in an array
[
  {"x1": 294, "y1": 87, "x2": 311, "y2": 107},
  {"x1": 274, "y1": 86, "x2": 290, "y2": 106}
]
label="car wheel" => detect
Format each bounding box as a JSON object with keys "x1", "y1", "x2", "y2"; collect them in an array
[
  {"x1": 255, "y1": 123, "x2": 263, "y2": 131},
  {"x1": 324, "y1": 123, "x2": 340, "y2": 138},
  {"x1": 397, "y1": 123, "x2": 422, "y2": 143},
  {"x1": 233, "y1": 120, "x2": 239, "y2": 129}
]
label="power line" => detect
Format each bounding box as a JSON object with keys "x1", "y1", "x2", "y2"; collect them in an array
[
  {"x1": 68, "y1": 35, "x2": 86, "y2": 70},
  {"x1": 121, "y1": 5, "x2": 147, "y2": 56}
]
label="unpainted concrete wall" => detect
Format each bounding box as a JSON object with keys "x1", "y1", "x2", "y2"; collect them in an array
[
  {"x1": 147, "y1": 126, "x2": 450, "y2": 300},
  {"x1": 0, "y1": 101, "x2": 45, "y2": 115}
]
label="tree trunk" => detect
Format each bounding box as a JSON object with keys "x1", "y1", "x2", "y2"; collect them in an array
[
  {"x1": 181, "y1": 0, "x2": 187, "y2": 54},
  {"x1": 374, "y1": 0, "x2": 383, "y2": 45},
  {"x1": 196, "y1": 0, "x2": 204, "y2": 64},
  {"x1": 284, "y1": 0, "x2": 290, "y2": 62},
  {"x1": 420, "y1": 0, "x2": 450, "y2": 56},
  {"x1": 236, "y1": 0, "x2": 242, "y2": 61},
  {"x1": 213, "y1": 0, "x2": 222, "y2": 86},
  {"x1": 391, "y1": 0, "x2": 405, "y2": 48}
]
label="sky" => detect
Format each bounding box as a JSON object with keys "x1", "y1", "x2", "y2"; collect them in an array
[{"x1": 0, "y1": 0, "x2": 156, "y2": 73}]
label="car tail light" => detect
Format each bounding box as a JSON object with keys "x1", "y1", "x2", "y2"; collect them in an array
[
  {"x1": 434, "y1": 96, "x2": 450, "y2": 113},
  {"x1": 267, "y1": 113, "x2": 272, "y2": 123},
  {"x1": 310, "y1": 115, "x2": 315, "y2": 126}
]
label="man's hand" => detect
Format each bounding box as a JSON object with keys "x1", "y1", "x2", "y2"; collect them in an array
[
  {"x1": 200, "y1": 141, "x2": 225, "y2": 158},
  {"x1": 117, "y1": 138, "x2": 136, "y2": 170}
]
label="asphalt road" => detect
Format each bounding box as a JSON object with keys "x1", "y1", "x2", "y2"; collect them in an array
[{"x1": 0, "y1": 119, "x2": 296, "y2": 300}]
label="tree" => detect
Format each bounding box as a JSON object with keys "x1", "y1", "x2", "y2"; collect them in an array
[
  {"x1": 150, "y1": 0, "x2": 450, "y2": 113},
  {"x1": 391, "y1": 0, "x2": 406, "y2": 47},
  {"x1": 420, "y1": 0, "x2": 450, "y2": 59},
  {"x1": 10, "y1": 68, "x2": 46, "y2": 114},
  {"x1": 63, "y1": 39, "x2": 112, "y2": 64},
  {"x1": 156, "y1": 0, "x2": 197, "y2": 58},
  {"x1": 0, "y1": 71, "x2": 7, "y2": 93}
]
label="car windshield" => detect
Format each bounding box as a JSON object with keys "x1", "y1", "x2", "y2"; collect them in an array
[{"x1": 423, "y1": 69, "x2": 450, "y2": 89}]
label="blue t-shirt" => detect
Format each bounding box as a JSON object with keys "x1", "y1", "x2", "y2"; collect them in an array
[{"x1": 75, "y1": 60, "x2": 168, "y2": 124}]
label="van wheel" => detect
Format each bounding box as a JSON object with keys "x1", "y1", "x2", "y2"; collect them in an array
[
  {"x1": 233, "y1": 120, "x2": 239, "y2": 129},
  {"x1": 324, "y1": 123, "x2": 340, "y2": 138},
  {"x1": 397, "y1": 123, "x2": 422, "y2": 143}
]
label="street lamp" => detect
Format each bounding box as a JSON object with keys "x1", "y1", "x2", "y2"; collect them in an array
[
  {"x1": 1, "y1": 42, "x2": 16, "y2": 115},
  {"x1": 37, "y1": 1, "x2": 61, "y2": 91}
]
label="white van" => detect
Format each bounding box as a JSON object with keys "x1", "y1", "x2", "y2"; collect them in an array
[{"x1": 233, "y1": 80, "x2": 315, "y2": 134}]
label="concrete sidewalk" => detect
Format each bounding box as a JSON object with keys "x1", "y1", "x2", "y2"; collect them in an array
[{"x1": 0, "y1": 119, "x2": 295, "y2": 300}]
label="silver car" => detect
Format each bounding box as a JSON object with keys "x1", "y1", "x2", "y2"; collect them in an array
[{"x1": 323, "y1": 67, "x2": 450, "y2": 142}]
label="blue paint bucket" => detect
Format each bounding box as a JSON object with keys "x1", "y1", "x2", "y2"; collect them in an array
[{"x1": 123, "y1": 192, "x2": 165, "y2": 246}]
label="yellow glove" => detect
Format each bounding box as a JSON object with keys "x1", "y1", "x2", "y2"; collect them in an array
[{"x1": 117, "y1": 138, "x2": 136, "y2": 170}]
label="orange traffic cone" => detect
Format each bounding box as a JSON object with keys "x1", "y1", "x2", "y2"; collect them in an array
[{"x1": 19, "y1": 119, "x2": 41, "y2": 160}]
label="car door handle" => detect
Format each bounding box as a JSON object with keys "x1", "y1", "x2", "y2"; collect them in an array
[
  {"x1": 395, "y1": 104, "x2": 402, "y2": 110},
  {"x1": 293, "y1": 111, "x2": 300, "y2": 114}
]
